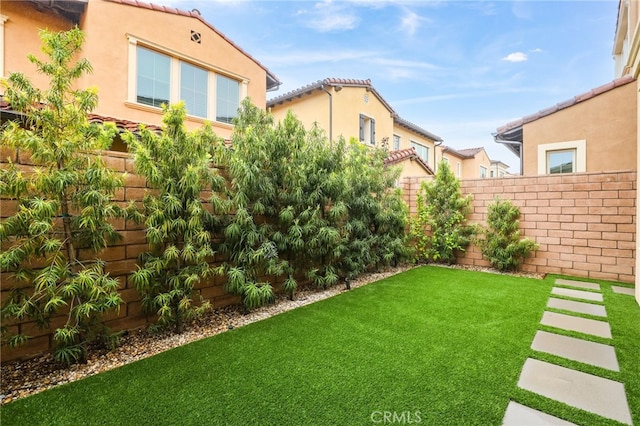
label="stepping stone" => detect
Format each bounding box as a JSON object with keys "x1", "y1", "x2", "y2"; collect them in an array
[
  {"x1": 531, "y1": 330, "x2": 619, "y2": 371},
  {"x1": 551, "y1": 287, "x2": 603, "y2": 302},
  {"x1": 547, "y1": 297, "x2": 607, "y2": 317},
  {"x1": 502, "y1": 401, "x2": 577, "y2": 425},
  {"x1": 541, "y1": 311, "x2": 612, "y2": 339},
  {"x1": 612, "y1": 286, "x2": 636, "y2": 296},
  {"x1": 517, "y1": 358, "x2": 632, "y2": 425},
  {"x1": 555, "y1": 278, "x2": 601, "y2": 291}
]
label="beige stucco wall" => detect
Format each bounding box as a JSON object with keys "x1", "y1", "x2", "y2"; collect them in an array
[
  {"x1": 270, "y1": 90, "x2": 333, "y2": 140},
  {"x1": 522, "y1": 81, "x2": 637, "y2": 175},
  {"x1": 461, "y1": 149, "x2": 491, "y2": 179},
  {"x1": 2, "y1": 1, "x2": 74, "y2": 88},
  {"x1": 392, "y1": 126, "x2": 437, "y2": 168},
  {"x1": 3, "y1": 1, "x2": 270, "y2": 140}
]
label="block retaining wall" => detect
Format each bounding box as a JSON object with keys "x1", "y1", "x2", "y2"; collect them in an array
[
  {"x1": 402, "y1": 171, "x2": 637, "y2": 284},
  {"x1": 1, "y1": 147, "x2": 637, "y2": 362}
]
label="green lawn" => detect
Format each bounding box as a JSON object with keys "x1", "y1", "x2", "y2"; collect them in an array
[{"x1": 1, "y1": 266, "x2": 638, "y2": 425}]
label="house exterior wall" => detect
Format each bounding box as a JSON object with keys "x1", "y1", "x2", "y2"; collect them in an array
[
  {"x1": 393, "y1": 126, "x2": 437, "y2": 168},
  {"x1": 522, "y1": 81, "x2": 637, "y2": 175},
  {"x1": 1, "y1": 1, "x2": 74, "y2": 88},
  {"x1": 462, "y1": 149, "x2": 492, "y2": 179},
  {"x1": 2, "y1": 0, "x2": 271, "y2": 140}
]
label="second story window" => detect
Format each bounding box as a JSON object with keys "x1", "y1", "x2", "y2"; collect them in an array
[
  {"x1": 410, "y1": 141, "x2": 429, "y2": 164},
  {"x1": 137, "y1": 46, "x2": 170, "y2": 108},
  {"x1": 359, "y1": 114, "x2": 375, "y2": 145},
  {"x1": 480, "y1": 165, "x2": 487, "y2": 178},
  {"x1": 393, "y1": 134, "x2": 400, "y2": 150},
  {"x1": 216, "y1": 75, "x2": 240, "y2": 124},
  {"x1": 180, "y1": 62, "x2": 208, "y2": 118}
]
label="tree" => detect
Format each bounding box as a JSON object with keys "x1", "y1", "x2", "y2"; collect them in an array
[
  {"x1": 125, "y1": 103, "x2": 227, "y2": 333},
  {"x1": 0, "y1": 28, "x2": 123, "y2": 364},
  {"x1": 477, "y1": 197, "x2": 538, "y2": 271},
  {"x1": 410, "y1": 161, "x2": 474, "y2": 264}
]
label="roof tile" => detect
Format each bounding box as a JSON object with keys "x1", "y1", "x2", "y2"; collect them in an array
[{"x1": 384, "y1": 147, "x2": 434, "y2": 174}]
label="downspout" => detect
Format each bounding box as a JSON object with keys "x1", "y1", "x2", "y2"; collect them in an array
[
  {"x1": 494, "y1": 135, "x2": 523, "y2": 175},
  {"x1": 434, "y1": 139, "x2": 443, "y2": 174},
  {"x1": 321, "y1": 81, "x2": 333, "y2": 146}
]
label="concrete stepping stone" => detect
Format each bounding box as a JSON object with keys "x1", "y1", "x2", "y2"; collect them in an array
[
  {"x1": 551, "y1": 287, "x2": 603, "y2": 302},
  {"x1": 612, "y1": 286, "x2": 636, "y2": 296},
  {"x1": 502, "y1": 401, "x2": 577, "y2": 425},
  {"x1": 555, "y1": 278, "x2": 601, "y2": 291},
  {"x1": 540, "y1": 311, "x2": 612, "y2": 338},
  {"x1": 517, "y1": 358, "x2": 632, "y2": 425},
  {"x1": 531, "y1": 330, "x2": 619, "y2": 371},
  {"x1": 546, "y1": 297, "x2": 607, "y2": 317}
]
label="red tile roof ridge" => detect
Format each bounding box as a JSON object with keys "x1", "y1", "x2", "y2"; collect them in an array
[
  {"x1": 497, "y1": 75, "x2": 636, "y2": 134},
  {"x1": 384, "y1": 147, "x2": 434, "y2": 175},
  {"x1": 102, "y1": 0, "x2": 280, "y2": 89}
]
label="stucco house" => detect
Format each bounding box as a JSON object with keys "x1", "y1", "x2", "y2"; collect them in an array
[
  {"x1": 266, "y1": 78, "x2": 442, "y2": 181},
  {"x1": 1, "y1": 0, "x2": 280, "y2": 144},
  {"x1": 493, "y1": 76, "x2": 637, "y2": 176},
  {"x1": 439, "y1": 146, "x2": 494, "y2": 179}
]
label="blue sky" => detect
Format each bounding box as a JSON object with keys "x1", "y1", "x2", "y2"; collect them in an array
[{"x1": 170, "y1": 0, "x2": 619, "y2": 172}]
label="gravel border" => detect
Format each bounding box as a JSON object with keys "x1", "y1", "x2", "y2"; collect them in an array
[{"x1": 0, "y1": 263, "x2": 543, "y2": 404}]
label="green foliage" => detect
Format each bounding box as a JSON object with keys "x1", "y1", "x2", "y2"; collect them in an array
[
  {"x1": 221, "y1": 100, "x2": 409, "y2": 308},
  {"x1": 0, "y1": 28, "x2": 123, "y2": 364},
  {"x1": 409, "y1": 161, "x2": 474, "y2": 264},
  {"x1": 124, "y1": 103, "x2": 226, "y2": 333},
  {"x1": 477, "y1": 197, "x2": 538, "y2": 271}
]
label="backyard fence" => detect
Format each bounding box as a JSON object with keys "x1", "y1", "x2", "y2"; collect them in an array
[
  {"x1": 1, "y1": 147, "x2": 636, "y2": 362},
  {"x1": 402, "y1": 170, "x2": 637, "y2": 283}
]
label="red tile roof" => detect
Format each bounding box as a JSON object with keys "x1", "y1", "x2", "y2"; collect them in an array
[
  {"x1": 103, "y1": 0, "x2": 281, "y2": 90},
  {"x1": 496, "y1": 75, "x2": 636, "y2": 135},
  {"x1": 384, "y1": 147, "x2": 434, "y2": 175},
  {"x1": 442, "y1": 146, "x2": 484, "y2": 159}
]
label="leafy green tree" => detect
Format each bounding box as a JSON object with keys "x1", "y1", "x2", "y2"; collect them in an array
[
  {"x1": 125, "y1": 103, "x2": 227, "y2": 333},
  {"x1": 477, "y1": 197, "x2": 538, "y2": 271},
  {"x1": 410, "y1": 161, "x2": 474, "y2": 264},
  {"x1": 0, "y1": 28, "x2": 123, "y2": 364}
]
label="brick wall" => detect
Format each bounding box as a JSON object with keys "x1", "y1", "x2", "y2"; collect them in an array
[
  {"x1": 0, "y1": 149, "x2": 240, "y2": 362},
  {"x1": 402, "y1": 171, "x2": 637, "y2": 283}
]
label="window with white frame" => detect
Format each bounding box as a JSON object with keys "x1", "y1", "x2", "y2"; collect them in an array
[
  {"x1": 456, "y1": 162, "x2": 461, "y2": 177},
  {"x1": 410, "y1": 141, "x2": 429, "y2": 164},
  {"x1": 547, "y1": 149, "x2": 575, "y2": 174},
  {"x1": 537, "y1": 140, "x2": 586, "y2": 175},
  {"x1": 480, "y1": 166, "x2": 487, "y2": 178},
  {"x1": 130, "y1": 39, "x2": 244, "y2": 123},
  {"x1": 216, "y1": 75, "x2": 240, "y2": 124},
  {"x1": 359, "y1": 114, "x2": 375, "y2": 145},
  {"x1": 180, "y1": 61, "x2": 208, "y2": 118},
  {"x1": 393, "y1": 134, "x2": 400, "y2": 151}
]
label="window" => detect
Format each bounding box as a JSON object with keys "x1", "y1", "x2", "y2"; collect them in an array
[
  {"x1": 411, "y1": 141, "x2": 429, "y2": 164},
  {"x1": 538, "y1": 140, "x2": 586, "y2": 175},
  {"x1": 480, "y1": 166, "x2": 487, "y2": 178},
  {"x1": 137, "y1": 46, "x2": 170, "y2": 108},
  {"x1": 490, "y1": 170, "x2": 494, "y2": 178},
  {"x1": 359, "y1": 114, "x2": 375, "y2": 145},
  {"x1": 216, "y1": 75, "x2": 240, "y2": 124},
  {"x1": 443, "y1": 157, "x2": 449, "y2": 164},
  {"x1": 180, "y1": 62, "x2": 208, "y2": 118},
  {"x1": 129, "y1": 37, "x2": 246, "y2": 125},
  {"x1": 393, "y1": 134, "x2": 400, "y2": 151},
  {"x1": 457, "y1": 162, "x2": 461, "y2": 178},
  {"x1": 547, "y1": 149, "x2": 575, "y2": 174}
]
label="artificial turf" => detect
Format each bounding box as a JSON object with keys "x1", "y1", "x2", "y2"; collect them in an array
[{"x1": 1, "y1": 266, "x2": 637, "y2": 425}]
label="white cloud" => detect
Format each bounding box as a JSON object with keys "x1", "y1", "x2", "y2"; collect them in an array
[
  {"x1": 259, "y1": 49, "x2": 379, "y2": 66},
  {"x1": 502, "y1": 52, "x2": 528, "y2": 63},
  {"x1": 400, "y1": 9, "x2": 425, "y2": 36},
  {"x1": 529, "y1": 48, "x2": 543, "y2": 53},
  {"x1": 298, "y1": 0, "x2": 360, "y2": 33}
]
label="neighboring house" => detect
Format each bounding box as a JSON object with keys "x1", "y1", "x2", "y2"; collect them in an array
[
  {"x1": 1, "y1": 0, "x2": 280, "y2": 144},
  {"x1": 494, "y1": 76, "x2": 637, "y2": 176},
  {"x1": 267, "y1": 78, "x2": 442, "y2": 180},
  {"x1": 490, "y1": 160, "x2": 509, "y2": 178},
  {"x1": 440, "y1": 146, "x2": 493, "y2": 179}
]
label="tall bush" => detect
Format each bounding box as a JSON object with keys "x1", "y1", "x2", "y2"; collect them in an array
[
  {"x1": 0, "y1": 28, "x2": 123, "y2": 364},
  {"x1": 125, "y1": 103, "x2": 227, "y2": 333},
  {"x1": 410, "y1": 161, "x2": 474, "y2": 264},
  {"x1": 478, "y1": 197, "x2": 538, "y2": 271}
]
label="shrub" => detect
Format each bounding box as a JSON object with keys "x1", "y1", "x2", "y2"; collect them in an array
[
  {"x1": 125, "y1": 103, "x2": 227, "y2": 333},
  {"x1": 0, "y1": 28, "x2": 123, "y2": 364},
  {"x1": 478, "y1": 197, "x2": 538, "y2": 271},
  {"x1": 410, "y1": 161, "x2": 474, "y2": 264}
]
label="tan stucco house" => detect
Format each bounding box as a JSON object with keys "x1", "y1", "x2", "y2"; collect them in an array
[
  {"x1": 1, "y1": 0, "x2": 280, "y2": 143},
  {"x1": 439, "y1": 146, "x2": 494, "y2": 179},
  {"x1": 266, "y1": 78, "x2": 442, "y2": 181}
]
